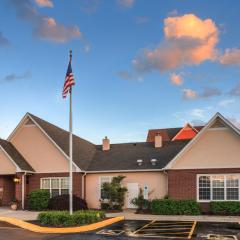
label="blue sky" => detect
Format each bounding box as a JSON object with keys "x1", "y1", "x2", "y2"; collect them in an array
[{"x1": 0, "y1": 0, "x2": 240, "y2": 144}]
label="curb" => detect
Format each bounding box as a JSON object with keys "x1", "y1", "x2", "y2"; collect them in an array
[{"x1": 0, "y1": 216, "x2": 124, "y2": 233}]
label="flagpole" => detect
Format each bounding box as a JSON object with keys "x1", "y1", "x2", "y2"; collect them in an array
[{"x1": 69, "y1": 50, "x2": 73, "y2": 215}]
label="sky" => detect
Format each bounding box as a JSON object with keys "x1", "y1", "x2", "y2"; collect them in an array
[{"x1": 0, "y1": 0, "x2": 240, "y2": 144}]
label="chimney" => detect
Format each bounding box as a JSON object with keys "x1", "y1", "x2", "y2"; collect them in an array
[
  {"x1": 102, "y1": 136, "x2": 110, "y2": 151},
  {"x1": 155, "y1": 132, "x2": 162, "y2": 148}
]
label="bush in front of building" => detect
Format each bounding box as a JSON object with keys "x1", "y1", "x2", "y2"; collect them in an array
[
  {"x1": 28, "y1": 189, "x2": 50, "y2": 211},
  {"x1": 37, "y1": 210, "x2": 105, "y2": 227},
  {"x1": 48, "y1": 194, "x2": 88, "y2": 211},
  {"x1": 210, "y1": 201, "x2": 240, "y2": 215},
  {"x1": 150, "y1": 199, "x2": 201, "y2": 215},
  {"x1": 100, "y1": 176, "x2": 127, "y2": 211},
  {"x1": 131, "y1": 188, "x2": 150, "y2": 212}
]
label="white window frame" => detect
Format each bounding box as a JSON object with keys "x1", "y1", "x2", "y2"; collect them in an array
[
  {"x1": 99, "y1": 176, "x2": 112, "y2": 201},
  {"x1": 40, "y1": 177, "x2": 69, "y2": 197},
  {"x1": 197, "y1": 174, "x2": 240, "y2": 202}
]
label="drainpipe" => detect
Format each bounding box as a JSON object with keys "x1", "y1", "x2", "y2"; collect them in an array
[
  {"x1": 81, "y1": 172, "x2": 87, "y2": 199},
  {"x1": 163, "y1": 169, "x2": 168, "y2": 197},
  {"x1": 21, "y1": 172, "x2": 27, "y2": 210}
]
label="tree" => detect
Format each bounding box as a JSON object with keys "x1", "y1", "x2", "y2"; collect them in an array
[{"x1": 102, "y1": 176, "x2": 127, "y2": 210}]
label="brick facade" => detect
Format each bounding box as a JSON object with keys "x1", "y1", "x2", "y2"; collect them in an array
[
  {"x1": 0, "y1": 175, "x2": 15, "y2": 206},
  {"x1": 27, "y1": 172, "x2": 83, "y2": 198},
  {"x1": 168, "y1": 168, "x2": 240, "y2": 211}
]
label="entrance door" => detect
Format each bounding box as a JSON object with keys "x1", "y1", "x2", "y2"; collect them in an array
[{"x1": 127, "y1": 183, "x2": 139, "y2": 208}]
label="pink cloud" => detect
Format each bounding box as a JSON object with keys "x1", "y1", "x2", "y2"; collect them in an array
[
  {"x1": 170, "y1": 73, "x2": 183, "y2": 85},
  {"x1": 133, "y1": 14, "x2": 219, "y2": 72},
  {"x1": 182, "y1": 88, "x2": 198, "y2": 100},
  {"x1": 219, "y1": 48, "x2": 240, "y2": 65},
  {"x1": 35, "y1": 17, "x2": 81, "y2": 43},
  {"x1": 117, "y1": 0, "x2": 135, "y2": 8},
  {"x1": 10, "y1": 0, "x2": 81, "y2": 43},
  {"x1": 35, "y1": 0, "x2": 53, "y2": 8}
]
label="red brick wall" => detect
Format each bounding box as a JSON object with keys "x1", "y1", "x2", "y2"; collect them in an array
[
  {"x1": 0, "y1": 176, "x2": 15, "y2": 206},
  {"x1": 27, "y1": 172, "x2": 83, "y2": 198},
  {"x1": 168, "y1": 168, "x2": 240, "y2": 211}
]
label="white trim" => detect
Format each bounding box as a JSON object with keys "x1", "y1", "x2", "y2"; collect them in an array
[
  {"x1": 197, "y1": 174, "x2": 240, "y2": 202},
  {"x1": 21, "y1": 173, "x2": 26, "y2": 209},
  {"x1": 165, "y1": 112, "x2": 240, "y2": 170},
  {"x1": 7, "y1": 113, "x2": 81, "y2": 172},
  {"x1": 172, "y1": 123, "x2": 198, "y2": 141}
]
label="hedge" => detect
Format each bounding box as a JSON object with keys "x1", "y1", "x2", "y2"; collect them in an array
[
  {"x1": 150, "y1": 199, "x2": 201, "y2": 215},
  {"x1": 48, "y1": 194, "x2": 88, "y2": 211},
  {"x1": 210, "y1": 201, "x2": 240, "y2": 215},
  {"x1": 28, "y1": 189, "x2": 50, "y2": 211},
  {"x1": 37, "y1": 210, "x2": 105, "y2": 227}
]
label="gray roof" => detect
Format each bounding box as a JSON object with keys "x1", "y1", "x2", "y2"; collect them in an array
[
  {"x1": 0, "y1": 139, "x2": 34, "y2": 172},
  {"x1": 26, "y1": 113, "x2": 192, "y2": 172},
  {"x1": 28, "y1": 113, "x2": 96, "y2": 170},
  {"x1": 87, "y1": 141, "x2": 190, "y2": 171}
]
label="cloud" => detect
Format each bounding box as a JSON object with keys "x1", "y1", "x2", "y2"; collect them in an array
[
  {"x1": 229, "y1": 81, "x2": 240, "y2": 96},
  {"x1": 218, "y1": 99, "x2": 235, "y2": 107},
  {"x1": 191, "y1": 119, "x2": 206, "y2": 126},
  {"x1": 228, "y1": 117, "x2": 240, "y2": 129},
  {"x1": 10, "y1": 0, "x2": 81, "y2": 43},
  {"x1": 0, "y1": 32, "x2": 10, "y2": 46},
  {"x1": 219, "y1": 48, "x2": 240, "y2": 66},
  {"x1": 35, "y1": 0, "x2": 53, "y2": 8},
  {"x1": 170, "y1": 73, "x2": 183, "y2": 85},
  {"x1": 132, "y1": 14, "x2": 219, "y2": 73},
  {"x1": 117, "y1": 0, "x2": 135, "y2": 8},
  {"x1": 117, "y1": 71, "x2": 143, "y2": 82},
  {"x1": 182, "y1": 87, "x2": 221, "y2": 100},
  {"x1": 1, "y1": 71, "x2": 32, "y2": 83},
  {"x1": 200, "y1": 87, "x2": 221, "y2": 98},
  {"x1": 79, "y1": 0, "x2": 100, "y2": 14},
  {"x1": 136, "y1": 16, "x2": 149, "y2": 24},
  {"x1": 182, "y1": 88, "x2": 198, "y2": 100},
  {"x1": 34, "y1": 17, "x2": 81, "y2": 43}
]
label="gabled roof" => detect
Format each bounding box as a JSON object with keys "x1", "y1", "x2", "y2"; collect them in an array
[
  {"x1": 165, "y1": 112, "x2": 240, "y2": 169},
  {"x1": 172, "y1": 123, "x2": 199, "y2": 141},
  {"x1": 147, "y1": 126, "x2": 203, "y2": 142},
  {"x1": 27, "y1": 113, "x2": 97, "y2": 170},
  {"x1": 0, "y1": 139, "x2": 34, "y2": 172},
  {"x1": 87, "y1": 140, "x2": 190, "y2": 172}
]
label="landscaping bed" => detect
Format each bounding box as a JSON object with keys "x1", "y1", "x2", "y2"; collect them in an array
[{"x1": 36, "y1": 210, "x2": 105, "y2": 227}]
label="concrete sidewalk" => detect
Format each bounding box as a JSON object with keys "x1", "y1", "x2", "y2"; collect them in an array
[
  {"x1": 0, "y1": 207, "x2": 39, "y2": 220},
  {"x1": 106, "y1": 210, "x2": 240, "y2": 223}
]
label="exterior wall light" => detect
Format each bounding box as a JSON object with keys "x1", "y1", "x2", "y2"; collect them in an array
[{"x1": 13, "y1": 177, "x2": 21, "y2": 184}]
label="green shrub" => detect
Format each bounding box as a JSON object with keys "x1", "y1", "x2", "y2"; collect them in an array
[
  {"x1": 37, "y1": 210, "x2": 105, "y2": 227},
  {"x1": 210, "y1": 201, "x2": 240, "y2": 215},
  {"x1": 131, "y1": 188, "x2": 150, "y2": 211},
  {"x1": 100, "y1": 202, "x2": 110, "y2": 210},
  {"x1": 150, "y1": 199, "x2": 201, "y2": 215},
  {"x1": 28, "y1": 189, "x2": 50, "y2": 211}
]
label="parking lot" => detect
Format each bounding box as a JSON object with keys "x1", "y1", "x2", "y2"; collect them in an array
[{"x1": 0, "y1": 220, "x2": 240, "y2": 240}]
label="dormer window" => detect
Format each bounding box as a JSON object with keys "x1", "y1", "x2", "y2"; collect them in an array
[
  {"x1": 151, "y1": 159, "x2": 157, "y2": 165},
  {"x1": 137, "y1": 159, "x2": 143, "y2": 166}
]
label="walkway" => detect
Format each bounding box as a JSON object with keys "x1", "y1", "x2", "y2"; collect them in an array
[{"x1": 106, "y1": 210, "x2": 240, "y2": 223}]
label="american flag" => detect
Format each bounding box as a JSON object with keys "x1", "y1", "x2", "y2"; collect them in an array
[{"x1": 62, "y1": 61, "x2": 75, "y2": 98}]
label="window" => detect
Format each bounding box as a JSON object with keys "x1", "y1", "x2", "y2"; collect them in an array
[
  {"x1": 197, "y1": 175, "x2": 240, "y2": 202},
  {"x1": 198, "y1": 176, "x2": 211, "y2": 200},
  {"x1": 226, "y1": 176, "x2": 239, "y2": 200},
  {"x1": 100, "y1": 176, "x2": 112, "y2": 200},
  {"x1": 212, "y1": 176, "x2": 224, "y2": 200},
  {"x1": 41, "y1": 177, "x2": 69, "y2": 197}
]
